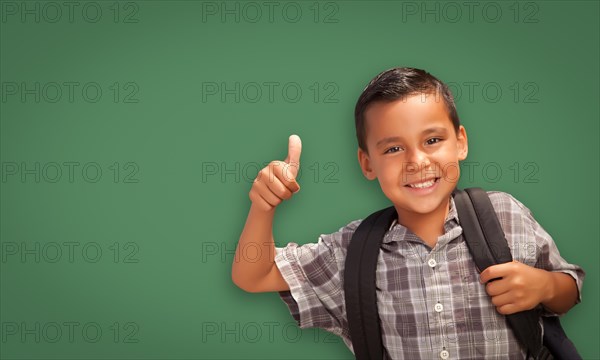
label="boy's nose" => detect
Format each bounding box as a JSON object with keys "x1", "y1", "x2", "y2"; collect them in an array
[{"x1": 403, "y1": 148, "x2": 431, "y2": 170}]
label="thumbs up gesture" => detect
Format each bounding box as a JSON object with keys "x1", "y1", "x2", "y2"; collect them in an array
[{"x1": 249, "y1": 135, "x2": 302, "y2": 212}]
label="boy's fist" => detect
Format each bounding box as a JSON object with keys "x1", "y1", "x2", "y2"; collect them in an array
[
  {"x1": 249, "y1": 135, "x2": 302, "y2": 212},
  {"x1": 479, "y1": 260, "x2": 551, "y2": 315}
]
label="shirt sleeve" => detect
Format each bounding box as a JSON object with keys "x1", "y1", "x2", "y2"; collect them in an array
[
  {"x1": 504, "y1": 193, "x2": 586, "y2": 317},
  {"x1": 273, "y1": 220, "x2": 361, "y2": 337}
]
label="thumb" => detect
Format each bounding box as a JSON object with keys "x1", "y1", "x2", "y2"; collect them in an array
[{"x1": 284, "y1": 134, "x2": 302, "y2": 178}]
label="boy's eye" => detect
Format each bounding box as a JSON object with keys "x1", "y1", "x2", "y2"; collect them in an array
[
  {"x1": 384, "y1": 146, "x2": 402, "y2": 154},
  {"x1": 426, "y1": 137, "x2": 442, "y2": 145}
]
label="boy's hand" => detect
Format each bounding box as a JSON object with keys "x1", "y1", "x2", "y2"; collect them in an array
[
  {"x1": 479, "y1": 260, "x2": 552, "y2": 315},
  {"x1": 249, "y1": 134, "x2": 302, "y2": 212}
]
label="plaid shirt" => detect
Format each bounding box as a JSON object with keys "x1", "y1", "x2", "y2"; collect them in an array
[{"x1": 274, "y1": 191, "x2": 585, "y2": 359}]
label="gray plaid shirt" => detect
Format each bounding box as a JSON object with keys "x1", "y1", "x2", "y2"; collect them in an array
[{"x1": 274, "y1": 191, "x2": 585, "y2": 359}]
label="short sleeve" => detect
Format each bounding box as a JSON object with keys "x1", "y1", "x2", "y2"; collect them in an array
[
  {"x1": 274, "y1": 220, "x2": 361, "y2": 337},
  {"x1": 504, "y1": 193, "x2": 586, "y2": 317}
]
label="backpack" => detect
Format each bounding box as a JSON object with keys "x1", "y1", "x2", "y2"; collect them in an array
[{"x1": 344, "y1": 187, "x2": 580, "y2": 360}]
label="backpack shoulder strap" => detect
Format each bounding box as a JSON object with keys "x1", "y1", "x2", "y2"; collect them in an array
[
  {"x1": 453, "y1": 188, "x2": 552, "y2": 360},
  {"x1": 344, "y1": 205, "x2": 396, "y2": 360},
  {"x1": 452, "y1": 188, "x2": 512, "y2": 270}
]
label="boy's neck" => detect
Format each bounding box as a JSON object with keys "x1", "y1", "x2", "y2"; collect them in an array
[{"x1": 395, "y1": 196, "x2": 451, "y2": 249}]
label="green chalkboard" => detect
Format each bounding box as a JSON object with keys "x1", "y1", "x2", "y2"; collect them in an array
[{"x1": 1, "y1": 1, "x2": 598, "y2": 359}]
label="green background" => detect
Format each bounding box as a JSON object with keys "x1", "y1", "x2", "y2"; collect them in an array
[{"x1": 1, "y1": 0, "x2": 598, "y2": 358}]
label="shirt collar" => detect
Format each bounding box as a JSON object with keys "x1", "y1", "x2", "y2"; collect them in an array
[{"x1": 383, "y1": 196, "x2": 459, "y2": 243}]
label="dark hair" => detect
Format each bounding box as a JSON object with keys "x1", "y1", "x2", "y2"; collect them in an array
[{"x1": 354, "y1": 67, "x2": 460, "y2": 153}]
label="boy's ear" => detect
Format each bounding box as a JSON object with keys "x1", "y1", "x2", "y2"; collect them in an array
[
  {"x1": 358, "y1": 148, "x2": 377, "y2": 180},
  {"x1": 457, "y1": 125, "x2": 468, "y2": 160}
]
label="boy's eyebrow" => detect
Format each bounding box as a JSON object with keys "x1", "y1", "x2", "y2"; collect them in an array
[
  {"x1": 375, "y1": 127, "x2": 448, "y2": 148},
  {"x1": 376, "y1": 136, "x2": 403, "y2": 148}
]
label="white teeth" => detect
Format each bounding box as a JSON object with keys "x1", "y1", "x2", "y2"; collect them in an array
[{"x1": 408, "y1": 178, "x2": 436, "y2": 188}]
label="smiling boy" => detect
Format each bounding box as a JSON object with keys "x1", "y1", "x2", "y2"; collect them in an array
[{"x1": 232, "y1": 67, "x2": 585, "y2": 359}]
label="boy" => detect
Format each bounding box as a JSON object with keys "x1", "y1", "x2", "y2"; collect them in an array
[{"x1": 231, "y1": 67, "x2": 585, "y2": 359}]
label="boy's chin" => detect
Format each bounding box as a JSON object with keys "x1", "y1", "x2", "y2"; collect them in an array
[
  {"x1": 402, "y1": 200, "x2": 448, "y2": 215},
  {"x1": 390, "y1": 190, "x2": 453, "y2": 215}
]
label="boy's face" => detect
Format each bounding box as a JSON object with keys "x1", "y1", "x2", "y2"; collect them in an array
[{"x1": 358, "y1": 93, "x2": 468, "y2": 219}]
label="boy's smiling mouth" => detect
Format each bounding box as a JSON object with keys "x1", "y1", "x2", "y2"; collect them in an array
[{"x1": 404, "y1": 177, "x2": 440, "y2": 190}]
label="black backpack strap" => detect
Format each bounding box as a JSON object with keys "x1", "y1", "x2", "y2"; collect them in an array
[
  {"x1": 453, "y1": 188, "x2": 552, "y2": 360},
  {"x1": 542, "y1": 316, "x2": 582, "y2": 360},
  {"x1": 452, "y1": 188, "x2": 513, "y2": 269},
  {"x1": 344, "y1": 205, "x2": 397, "y2": 360}
]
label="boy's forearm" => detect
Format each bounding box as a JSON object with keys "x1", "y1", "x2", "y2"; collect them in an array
[
  {"x1": 231, "y1": 203, "x2": 278, "y2": 290},
  {"x1": 541, "y1": 271, "x2": 579, "y2": 315}
]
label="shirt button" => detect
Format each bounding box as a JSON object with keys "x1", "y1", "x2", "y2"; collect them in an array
[
  {"x1": 428, "y1": 258, "x2": 437, "y2": 267},
  {"x1": 434, "y1": 303, "x2": 444, "y2": 312},
  {"x1": 440, "y1": 350, "x2": 450, "y2": 359}
]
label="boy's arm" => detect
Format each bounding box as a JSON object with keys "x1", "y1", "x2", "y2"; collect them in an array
[
  {"x1": 231, "y1": 135, "x2": 301, "y2": 293},
  {"x1": 480, "y1": 192, "x2": 585, "y2": 316},
  {"x1": 541, "y1": 270, "x2": 579, "y2": 314},
  {"x1": 232, "y1": 204, "x2": 290, "y2": 293}
]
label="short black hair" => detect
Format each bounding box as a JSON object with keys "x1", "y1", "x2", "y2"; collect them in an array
[{"x1": 354, "y1": 67, "x2": 460, "y2": 153}]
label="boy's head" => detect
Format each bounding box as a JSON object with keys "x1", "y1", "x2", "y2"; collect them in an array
[
  {"x1": 355, "y1": 67, "x2": 468, "y2": 220},
  {"x1": 355, "y1": 67, "x2": 460, "y2": 153}
]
